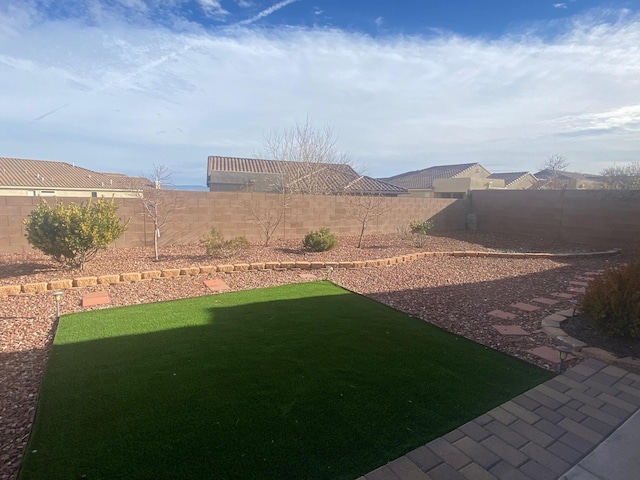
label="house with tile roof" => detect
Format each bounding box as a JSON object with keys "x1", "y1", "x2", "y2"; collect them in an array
[
  {"x1": 379, "y1": 163, "x2": 494, "y2": 198},
  {"x1": 487, "y1": 172, "x2": 538, "y2": 190},
  {"x1": 534, "y1": 169, "x2": 606, "y2": 190},
  {"x1": 207, "y1": 156, "x2": 407, "y2": 196},
  {"x1": 0, "y1": 157, "x2": 150, "y2": 197}
]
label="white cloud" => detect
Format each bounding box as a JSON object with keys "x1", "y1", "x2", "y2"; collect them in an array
[
  {"x1": 198, "y1": 0, "x2": 229, "y2": 17},
  {"x1": 375, "y1": 16, "x2": 383, "y2": 28},
  {"x1": 554, "y1": 3, "x2": 568, "y2": 9},
  {"x1": 116, "y1": 0, "x2": 148, "y2": 12},
  {"x1": 0, "y1": 5, "x2": 639, "y2": 183},
  {"x1": 236, "y1": 0, "x2": 299, "y2": 26}
]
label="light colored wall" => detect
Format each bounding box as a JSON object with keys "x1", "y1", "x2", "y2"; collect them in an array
[
  {"x1": 0, "y1": 187, "x2": 139, "y2": 198},
  {"x1": 505, "y1": 175, "x2": 537, "y2": 190},
  {"x1": 470, "y1": 189, "x2": 640, "y2": 248},
  {"x1": 455, "y1": 165, "x2": 491, "y2": 180},
  {"x1": 401, "y1": 189, "x2": 434, "y2": 198},
  {"x1": 434, "y1": 177, "x2": 505, "y2": 193},
  {"x1": 0, "y1": 192, "x2": 467, "y2": 254}
]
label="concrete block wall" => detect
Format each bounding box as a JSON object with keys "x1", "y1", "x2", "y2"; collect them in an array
[
  {"x1": 0, "y1": 192, "x2": 467, "y2": 254},
  {"x1": 470, "y1": 189, "x2": 640, "y2": 249}
]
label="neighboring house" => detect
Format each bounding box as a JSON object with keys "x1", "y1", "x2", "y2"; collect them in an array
[
  {"x1": 534, "y1": 170, "x2": 606, "y2": 190},
  {"x1": 207, "y1": 156, "x2": 407, "y2": 196},
  {"x1": 380, "y1": 163, "x2": 493, "y2": 198},
  {"x1": 0, "y1": 157, "x2": 149, "y2": 197},
  {"x1": 487, "y1": 172, "x2": 538, "y2": 190}
]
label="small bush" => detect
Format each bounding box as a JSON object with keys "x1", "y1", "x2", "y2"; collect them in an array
[
  {"x1": 200, "y1": 228, "x2": 249, "y2": 258},
  {"x1": 23, "y1": 198, "x2": 127, "y2": 269},
  {"x1": 409, "y1": 219, "x2": 434, "y2": 248},
  {"x1": 579, "y1": 258, "x2": 640, "y2": 339},
  {"x1": 396, "y1": 223, "x2": 411, "y2": 240},
  {"x1": 303, "y1": 227, "x2": 337, "y2": 252}
]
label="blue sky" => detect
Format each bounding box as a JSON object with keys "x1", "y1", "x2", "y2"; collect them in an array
[{"x1": 1, "y1": 0, "x2": 639, "y2": 185}]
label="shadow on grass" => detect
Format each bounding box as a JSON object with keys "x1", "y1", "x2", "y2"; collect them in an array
[{"x1": 17, "y1": 282, "x2": 553, "y2": 480}]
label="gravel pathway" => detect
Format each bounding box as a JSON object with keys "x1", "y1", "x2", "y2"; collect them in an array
[{"x1": 0, "y1": 232, "x2": 626, "y2": 480}]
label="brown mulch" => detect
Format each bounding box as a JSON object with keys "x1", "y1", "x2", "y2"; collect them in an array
[
  {"x1": 0, "y1": 231, "x2": 630, "y2": 480},
  {"x1": 562, "y1": 314, "x2": 640, "y2": 359}
]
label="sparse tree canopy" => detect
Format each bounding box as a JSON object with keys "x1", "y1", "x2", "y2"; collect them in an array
[
  {"x1": 134, "y1": 164, "x2": 182, "y2": 260},
  {"x1": 243, "y1": 116, "x2": 355, "y2": 244},
  {"x1": 242, "y1": 193, "x2": 289, "y2": 246},
  {"x1": 539, "y1": 153, "x2": 569, "y2": 173},
  {"x1": 262, "y1": 116, "x2": 353, "y2": 195},
  {"x1": 600, "y1": 161, "x2": 640, "y2": 189},
  {"x1": 346, "y1": 193, "x2": 391, "y2": 248}
]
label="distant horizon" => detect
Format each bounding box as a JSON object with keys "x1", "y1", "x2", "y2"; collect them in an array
[
  {"x1": 1, "y1": 1, "x2": 638, "y2": 185},
  {"x1": 171, "y1": 184, "x2": 209, "y2": 191}
]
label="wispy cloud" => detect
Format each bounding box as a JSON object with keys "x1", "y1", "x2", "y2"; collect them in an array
[
  {"x1": 198, "y1": 0, "x2": 229, "y2": 17},
  {"x1": 236, "y1": 0, "x2": 300, "y2": 26},
  {"x1": 554, "y1": 3, "x2": 568, "y2": 9},
  {"x1": 0, "y1": 3, "x2": 638, "y2": 183},
  {"x1": 549, "y1": 105, "x2": 640, "y2": 133}
]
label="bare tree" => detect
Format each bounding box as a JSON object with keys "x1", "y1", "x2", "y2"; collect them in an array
[
  {"x1": 346, "y1": 192, "x2": 391, "y2": 248},
  {"x1": 601, "y1": 161, "x2": 640, "y2": 189},
  {"x1": 539, "y1": 153, "x2": 570, "y2": 173},
  {"x1": 241, "y1": 189, "x2": 291, "y2": 246},
  {"x1": 262, "y1": 115, "x2": 353, "y2": 195},
  {"x1": 243, "y1": 116, "x2": 355, "y2": 242},
  {"x1": 134, "y1": 164, "x2": 182, "y2": 260},
  {"x1": 537, "y1": 154, "x2": 570, "y2": 189}
]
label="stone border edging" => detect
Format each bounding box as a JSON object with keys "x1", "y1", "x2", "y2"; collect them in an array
[
  {"x1": 0, "y1": 247, "x2": 621, "y2": 299},
  {"x1": 541, "y1": 308, "x2": 640, "y2": 374}
]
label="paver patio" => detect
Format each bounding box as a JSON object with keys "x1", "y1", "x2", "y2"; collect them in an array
[{"x1": 360, "y1": 359, "x2": 640, "y2": 480}]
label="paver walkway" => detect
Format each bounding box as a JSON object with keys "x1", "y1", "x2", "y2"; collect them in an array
[
  {"x1": 486, "y1": 268, "x2": 599, "y2": 366},
  {"x1": 359, "y1": 358, "x2": 640, "y2": 480}
]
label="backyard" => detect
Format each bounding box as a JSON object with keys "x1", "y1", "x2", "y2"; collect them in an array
[
  {"x1": 0, "y1": 231, "x2": 631, "y2": 480},
  {"x1": 18, "y1": 282, "x2": 553, "y2": 480}
]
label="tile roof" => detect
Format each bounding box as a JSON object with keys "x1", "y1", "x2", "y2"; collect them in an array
[
  {"x1": 0, "y1": 157, "x2": 149, "y2": 190},
  {"x1": 380, "y1": 162, "x2": 481, "y2": 190},
  {"x1": 488, "y1": 172, "x2": 531, "y2": 187},
  {"x1": 534, "y1": 169, "x2": 602, "y2": 181},
  {"x1": 207, "y1": 156, "x2": 406, "y2": 195}
]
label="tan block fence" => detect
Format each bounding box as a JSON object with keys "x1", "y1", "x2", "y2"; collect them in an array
[
  {"x1": 469, "y1": 189, "x2": 640, "y2": 249},
  {"x1": 0, "y1": 192, "x2": 467, "y2": 254},
  {"x1": 0, "y1": 189, "x2": 639, "y2": 254}
]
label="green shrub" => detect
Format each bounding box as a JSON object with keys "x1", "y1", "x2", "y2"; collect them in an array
[
  {"x1": 200, "y1": 227, "x2": 249, "y2": 258},
  {"x1": 409, "y1": 219, "x2": 434, "y2": 248},
  {"x1": 303, "y1": 227, "x2": 337, "y2": 252},
  {"x1": 23, "y1": 198, "x2": 127, "y2": 270},
  {"x1": 579, "y1": 258, "x2": 640, "y2": 338}
]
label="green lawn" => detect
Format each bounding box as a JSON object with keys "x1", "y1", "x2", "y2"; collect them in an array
[{"x1": 20, "y1": 282, "x2": 553, "y2": 480}]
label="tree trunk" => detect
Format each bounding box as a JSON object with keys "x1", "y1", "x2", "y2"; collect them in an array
[
  {"x1": 154, "y1": 223, "x2": 159, "y2": 261},
  {"x1": 357, "y1": 222, "x2": 367, "y2": 248}
]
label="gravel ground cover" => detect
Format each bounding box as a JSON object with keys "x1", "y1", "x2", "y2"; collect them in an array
[{"x1": 0, "y1": 231, "x2": 627, "y2": 480}]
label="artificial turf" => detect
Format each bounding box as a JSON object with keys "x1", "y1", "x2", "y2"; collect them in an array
[{"x1": 20, "y1": 281, "x2": 553, "y2": 480}]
